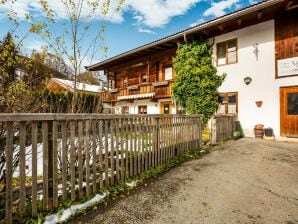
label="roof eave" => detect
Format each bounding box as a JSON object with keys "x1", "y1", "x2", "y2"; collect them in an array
[{"x1": 86, "y1": 0, "x2": 285, "y2": 71}]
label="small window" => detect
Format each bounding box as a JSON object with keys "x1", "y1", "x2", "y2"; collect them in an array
[
  {"x1": 165, "y1": 67, "x2": 173, "y2": 81},
  {"x1": 122, "y1": 78, "x2": 127, "y2": 88},
  {"x1": 287, "y1": 93, "x2": 298, "y2": 115},
  {"x1": 108, "y1": 80, "x2": 115, "y2": 89},
  {"x1": 138, "y1": 105, "x2": 147, "y2": 114},
  {"x1": 141, "y1": 74, "x2": 147, "y2": 83},
  {"x1": 121, "y1": 106, "x2": 129, "y2": 114},
  {"x1": 217, "y1": 39, "x2": 237, "y2": 66},
  {"x1": 218, "y1": 92, "x2": 238, "y2": 114}
]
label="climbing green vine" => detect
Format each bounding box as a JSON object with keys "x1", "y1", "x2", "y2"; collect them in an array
[{"x1": 173, "y1": 39, "x2": 226, "y2": 125}]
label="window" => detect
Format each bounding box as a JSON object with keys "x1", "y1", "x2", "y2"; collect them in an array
[
  {"x1": 287, "y1": 93, "x2": 298, "y2": 115},
  {"x1": 122, "y1": 78, "x2": 127, "y2": 88},
  {"x1": 217, "y1": 39, "x2": 237, "y2": 66},
  {"x1": 141, "y1": 74, "x2": 147, "y2": 83},
  {"x1": 108, "y1": 80, "x2": 115, "y2": 89},
  {"x1": 121, "y1": 106, "x2": 129, "y2": 114},
  {"x1": 165, "y1": 67, "x2": 173, "y2": 81},
  {"x1": 217, "y1": 92, "x2": 238, "y2": 114},
  {"x1": 138, "y1": 105, "x2": 147, "y2": 114}
]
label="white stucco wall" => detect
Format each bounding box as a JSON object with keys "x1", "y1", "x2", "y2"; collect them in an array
[
  {"x1": 114, "y1": 98, "x2": 176, "y2": 115},
  {"x1": 214, "y1": 20, "x2": 298, "y2": 137}
]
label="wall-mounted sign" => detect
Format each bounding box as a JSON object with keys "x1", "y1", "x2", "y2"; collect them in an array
[{"x1": 277, "y1": 57, "x2": 298, "y2": 77}]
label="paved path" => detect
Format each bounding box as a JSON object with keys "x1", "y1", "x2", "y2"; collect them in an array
[{"x1": 72, "y1": 138, "x2": 298, "y2": 224}]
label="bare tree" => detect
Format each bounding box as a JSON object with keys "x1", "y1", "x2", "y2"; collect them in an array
[{"x1": 29, "y1": 0, "x2": 125, "y2": 112}]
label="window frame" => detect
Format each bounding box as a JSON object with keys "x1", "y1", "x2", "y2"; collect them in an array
[
  {"x1": 122, "y1": 78, "x2": 128, "y2": 88},
  {"x1": 121, "y1": 106, "x2": 129, "y2": 114},
  {"x1": 138, "y1": 105, "x2": 147, "y2": 114},
  {"x1": 140, "y1": 73, "x2": 148, "y2": 84},
  {"x1": 164, "y1": 66, "x2": 173, "y2": 81},
  {"x1": 218, "y1": 92, "x2": 238, "y2": 114},
  {"x1": 216, "y1": 38, "x2": 238, "y2": 66}
]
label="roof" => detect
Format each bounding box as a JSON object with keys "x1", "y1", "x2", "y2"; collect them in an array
[
  {"x1": 86, "y1": 0, "x2": 287, "y2": 71},
  {"x1": 48, "y1": 78, "x2": 106, "y2": 93}
]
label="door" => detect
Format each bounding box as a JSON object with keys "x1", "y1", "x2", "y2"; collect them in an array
[
  {"x1": 280, "y1": 86, "x2": 298, "y2": 137},
  {"x1": 160, "y1": 101, "x2": 172, "y2": 114}
]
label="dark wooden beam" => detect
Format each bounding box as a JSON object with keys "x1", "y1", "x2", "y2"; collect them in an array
[
  {"x1": 237, "y1": 18, "x2": 242, "y2": 26},
  {"x1": 285, "y1": 1, "x2": 298, "y2": 10},
  {"x1": 257, "y1": 10, "x2": 262, "y2": 20},
  {"x1": 183, "y1": 33, "x2": 188, "y2": 43},
  {"x1": 218, "y1": 24, "x2": 224, "y2": 31},
  {"x1": 202, "y1": 30, "x2": 209, "y2": 35}
]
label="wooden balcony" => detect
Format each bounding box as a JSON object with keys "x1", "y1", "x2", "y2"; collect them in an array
[{"x1": 100, "y1": 81, "x2": 172, "y2": 103}]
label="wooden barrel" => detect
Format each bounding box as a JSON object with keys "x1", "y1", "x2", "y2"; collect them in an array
[{"x1": 254, "y1": 124, "x2": 264, "y2": 138}]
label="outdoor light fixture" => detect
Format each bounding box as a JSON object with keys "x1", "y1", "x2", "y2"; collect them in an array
[{"x1": 244, "y1": 76, "x2": 252, "y2": 85}]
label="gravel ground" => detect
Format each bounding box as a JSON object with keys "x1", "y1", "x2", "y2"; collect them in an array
[{"x1": 71, "y1": 138, "x2": 298, "y2": 224}]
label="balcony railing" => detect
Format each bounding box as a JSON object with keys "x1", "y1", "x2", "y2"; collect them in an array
[{"x1": 100, "y1": 81, "x2": 172, "y2": 103}]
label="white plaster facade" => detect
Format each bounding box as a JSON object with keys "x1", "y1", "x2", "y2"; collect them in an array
[
  {"x1": 213, "y1": 20, "x2": 298, "y2": 137},
  {"x1": 114, "y1": 98, "x2": 177, "y2": 115}
]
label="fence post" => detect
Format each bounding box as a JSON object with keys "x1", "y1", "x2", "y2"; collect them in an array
[
  {"x1": 198, "y1": 117, "x2": 202, "y2": 148},
  {"x1": 211, "y1": 117, "x2": 217, "y2": 145}
]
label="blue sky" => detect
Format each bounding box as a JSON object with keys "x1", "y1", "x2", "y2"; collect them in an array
[{"x1": 0, "y1": 0, "x2": 259, "y2": 67}]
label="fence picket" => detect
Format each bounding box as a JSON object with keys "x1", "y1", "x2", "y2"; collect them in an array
[
  {"x1": 19, "y1": 122, "x2": 26, "y2": 217},
  {"x1": 31, "y1": 122, "x2": 38, "y2": 217},
  {"x1": 85, "y1": 120, "x2": 91, "y2": 196},
  {"x1": 78, "y1": 121, "x2": 83, "y2": 199},
  {"x1": 92, "y1": 120, "x2": 97, "y2": 194},
  {"x1": 104, "y1": 120, "x2": 109, "y2": 186},
  {"x1": 42, "y1": 121, "x2": 49, "y2": 211},
  {"x1": 70, "y1": 121, "x2": 76, "y2": 201},
  {"x1": 61, "y1": 121, "x2": 67, "y2": 200},
  {"x1": 5, "y1": 122, "x2": 13, "y2": 224},
  {"x1": 52, "y1": 121, "x2": 58, "y2": 208}
]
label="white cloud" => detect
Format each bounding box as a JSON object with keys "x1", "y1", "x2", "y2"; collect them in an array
[
  {"x1": 249, "y1": 0, "x2": 259, "y2": 5},
  {"x1": 138, "y1": 28, "x2": 156, "y2": 34},
  {"x1": 0, "y1": 0, "x2": 202, "y2": 28},
  {"x1": 126, "y1": 0, "x2": 202, "y2": 28},
  {"x1": 190, "y1": 18, "x2": 205, "y2": 27},
  {"x1": 0, "y1": 0, "x2": 125, "y2": 23},
  {"x1": 24, "y1": 40, "x2": 47, "y2": 52},
  {"x1": 203, "y1": 0, "x2": 240, "y2": 18}
]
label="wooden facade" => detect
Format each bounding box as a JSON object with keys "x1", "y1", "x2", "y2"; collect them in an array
[
  {"x1": 100, "y1": 48, "x2": 176, "y2": 103},
  {"x1": 275, "y1": 8, "x2": 298, "y2": 78}
]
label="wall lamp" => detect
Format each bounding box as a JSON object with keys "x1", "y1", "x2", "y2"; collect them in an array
[{"x1": 244, "y1": 76, "x2": 252, "y2": 85}]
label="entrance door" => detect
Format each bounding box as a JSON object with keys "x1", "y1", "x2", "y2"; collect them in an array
[
  {"x1": 160, "y1": 101, "x2": 172, "y2": 114},
  {"x1": 280, "y1": 86, "x2": 298, "y2": 137}
]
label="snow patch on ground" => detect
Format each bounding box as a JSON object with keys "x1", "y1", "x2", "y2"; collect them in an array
[{"x1": 43, "y1": 193, "x2": 107, "y2": 224}]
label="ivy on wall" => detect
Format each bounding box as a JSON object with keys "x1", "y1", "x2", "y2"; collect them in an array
[{"x1": 173, "y1": 39, "x2": 226, "y2": 125}]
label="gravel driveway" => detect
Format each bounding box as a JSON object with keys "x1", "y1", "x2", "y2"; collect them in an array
[{"x1": 71, "y1": 138, "x2": 298, "y2": 224}]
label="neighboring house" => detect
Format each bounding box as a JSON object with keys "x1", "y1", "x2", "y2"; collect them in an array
[
  {"x1": 47, "y1": 78, "x2": 106, "y2": 93},
  {"x1": 86, "y1": 0, "x2": 298, "y2": 138}
]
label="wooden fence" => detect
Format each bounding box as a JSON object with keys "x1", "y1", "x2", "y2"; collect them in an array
[
  {"x1": 0, "y1": 114, "x2": 202, "y2": 223},
  {"x1": 211, "y1": 115, "x2": 236, "y2": 144}
]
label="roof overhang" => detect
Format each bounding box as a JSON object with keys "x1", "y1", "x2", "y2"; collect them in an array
[{"x1": 86, "y1": 0, "x2": 289, "y2": 71}]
